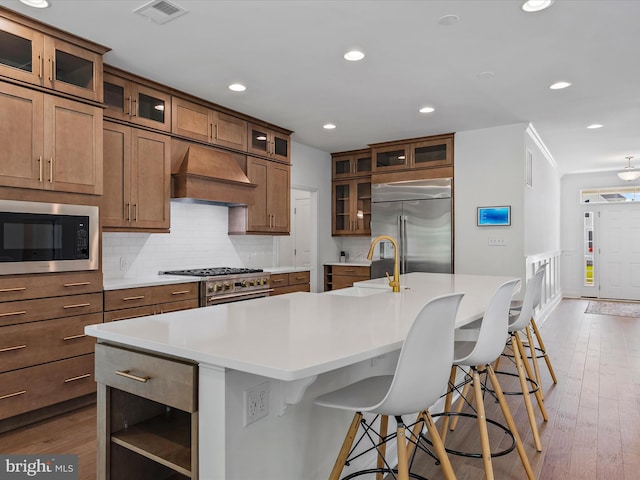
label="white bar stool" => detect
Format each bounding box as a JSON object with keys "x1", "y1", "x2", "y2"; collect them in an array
[{"x1": 314, "y1": 293, "x2": 464, "y2": 480}]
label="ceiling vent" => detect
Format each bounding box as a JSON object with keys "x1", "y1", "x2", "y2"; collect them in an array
[{"x1": 133, "y1": 0, "x2": 188, "y2": 24}]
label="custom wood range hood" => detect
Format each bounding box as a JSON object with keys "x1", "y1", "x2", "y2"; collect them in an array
[{"x1": 172, "y1": 143, "x2": 257, "y2": 206}]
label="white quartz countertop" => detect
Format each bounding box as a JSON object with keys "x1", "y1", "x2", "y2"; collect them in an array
[
  {"x1": 103, "y1": 275, "x2": 202, "y2": 290},
  {"x1": 87, "y1": 273, "x2": 519, "y2": 381},
  {"x1": 262, "y1": 266, "x2": 310, "y2": 274}
]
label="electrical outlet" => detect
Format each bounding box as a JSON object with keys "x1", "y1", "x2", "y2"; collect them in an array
[
  {"x1": 244, "y1": 381, "x2": 269, "y2": 426},
  {"x1": 488, "y1": 237, "x2": 507, "y2": 246},
  {"x1": 119, "y1": 256, "x2": 128, "y2": 271}
]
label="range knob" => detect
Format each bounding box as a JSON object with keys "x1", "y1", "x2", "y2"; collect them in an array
[
  {"x1": 263, "y1": 277, "x2": 269, "y2": 285},
  {"x1": 240, "y1": 280, "x2": 249, "y2": 288},
  {"x1": 223, "y1": 282, "x2": 231, "y2": 291},
  {"x1": 210, "y1": 283, "x2": 220, "y2": 293}
]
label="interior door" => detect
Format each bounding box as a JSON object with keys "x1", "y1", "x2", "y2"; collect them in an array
[
  {"x1": 294, "y1": 195, "x2": 311, "y2": 269},
  {"x1": 598, "y1": 205, "x2": 640, "y2": 300}
]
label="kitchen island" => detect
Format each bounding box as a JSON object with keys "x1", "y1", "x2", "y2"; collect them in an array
[{"x1": 86, "y1": 272, "x2": 519, "y2": 480}]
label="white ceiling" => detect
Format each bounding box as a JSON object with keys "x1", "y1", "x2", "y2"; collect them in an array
[{"x1": 4, "y1": 0, "x2": 640, "y2": 176}]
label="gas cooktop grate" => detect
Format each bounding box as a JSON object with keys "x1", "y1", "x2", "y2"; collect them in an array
[{"x1": 161, "y1": 267, "x2": 264, "y2": 277}]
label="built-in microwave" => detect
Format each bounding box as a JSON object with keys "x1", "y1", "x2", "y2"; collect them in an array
[{"x1": 0, "y1": 200, "x2": 99, "y2": 275}]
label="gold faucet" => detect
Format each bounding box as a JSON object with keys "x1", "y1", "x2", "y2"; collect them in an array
[{"x1": 367, "y1": 235, "x2": 401, "y2": 292}]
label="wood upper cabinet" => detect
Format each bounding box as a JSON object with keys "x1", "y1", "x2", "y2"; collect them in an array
[
  {"x1": 0, "y1": 82, "x2": 102, "y2": 194},
  {"x1": 102, "y1": 122, "x2": 171, "y2": 231},
  {"x1": 172, "y1": 96, "x2": 247, "y2": 151},
  {"x1": 371, "y1": 134, "x2": 453, "y2": 173},
  {"x1": 103, "y1": 72, "x2": 171, "y2": 132},
  {"x1": 332, "y1": 178, "x2": 371, "y2": 236},
  {"x1": 0, "y1": 15, "x2": 104, "y2": 102},
  {"x1": 247, "y1": 123, "x2": 290, "y2": 163},
  {"x1": 332, "y1": 150, "x2": 372, "y2": 179},
  {"x1": 44, "y1": 94, "x2": 102, "y2": 194},
  {"x1": 229, "y1": 156, "x2": 290, "y2": 235}
]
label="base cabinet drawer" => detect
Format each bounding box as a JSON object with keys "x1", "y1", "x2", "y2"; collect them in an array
[
  {"x1": 0, "y1": 292, "x2": 103, "y2": 327},
  {"x1": 270, "y1": 271, "x2": 311, "y2": 296},
  {"x1": 0, "y1": 313, "x2": 100, "y2": 373},
  {"x1": 0, "y1": 354, "x2": 95, "y2": 420},
  {"x1": 95, "y1": 344, "x2": 196, "y2": 412},
  {"x1": 0, "y1": 271, "x2": 103, "y2": 302}
]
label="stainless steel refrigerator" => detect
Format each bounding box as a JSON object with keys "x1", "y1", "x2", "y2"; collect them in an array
[{"x1": 370, "y1": 178, "x2": 452, "y2": 279}]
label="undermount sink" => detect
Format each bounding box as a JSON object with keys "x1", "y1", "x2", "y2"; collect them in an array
[{"x1": 325, "y1": 287, "x2": 390, "y2": 297}]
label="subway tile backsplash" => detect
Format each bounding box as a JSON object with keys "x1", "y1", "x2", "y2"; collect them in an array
[{"x1": 103, "y1": 201, "x2": 276, "y2": 279}]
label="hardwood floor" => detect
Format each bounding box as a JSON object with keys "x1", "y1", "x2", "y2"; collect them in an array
[{"x1": 1, "y1": 298, "x2": 639, "y2": 480}]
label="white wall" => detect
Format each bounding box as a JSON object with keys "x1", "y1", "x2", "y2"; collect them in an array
[{"x1": 454, "y1": 123, "x2": 527, "y2": 279}]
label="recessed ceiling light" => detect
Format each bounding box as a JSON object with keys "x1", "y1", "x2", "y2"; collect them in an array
[
  {"x1": 477, "y1": 71, "x2": 495, "y2": 80},
  {"x1": 549, "y1": 81, "x2": 572, "y2": 90},
  {"x1": 228, "y1": 83, "x2": 246, "y2": 92},
  {"x1": 343, "y1": 50, "x2": 365, "y2": 62},
  {"x1": 522, "y1": 0, "x2": 554, "y2": 12},
  {"x1": 419, "y1": 106, "x2": 435, "y2": 114},
  {"x1": 587, "y1": 124, "x2": 603, "y2": 129},
  {"x1": 20, "y1": 0, "x2": 49, "y2": 7},
  {"x1": 323, "y1": 123, "x2": 337, "y2": 130},
  {"x1": 438, "y1": 14, "x2": 459, "y2": 26}
]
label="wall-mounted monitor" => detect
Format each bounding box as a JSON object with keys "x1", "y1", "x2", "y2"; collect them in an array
[{"x1": 477, "y1": 206, "x2": 511, "y2": 226}]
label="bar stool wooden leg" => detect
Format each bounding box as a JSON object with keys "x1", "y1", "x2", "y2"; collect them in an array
[
  {"x1": 515, "y1": 333, "x2": 549, "y2": 422},
  {"x1": 396, "y1": 417, "x2": 410, "y2": 480},
  {"x1": 449, "y1": 380, "x2": 474, "y2": 432},
  {"x1": 472, "y1": 367, "x2": 494, "y2": 480},
  {"x1": 376, "y1": 415, "x2": 388, "y2": 480},
  {"x1": 486, "y1": 365, "x2": 535, "y2": 480},
  {"x1": 525, "y1": 324, "x2": 544, "y2": 399},
  {"x1": 512, "y1": 333, "x2": 544, "y2": 452},
  {"x1": 531, "y1": 317, "x2": 558, "y2": 384},
  {"x1": 440, "y1": 366, "x2": 457, "y2": 441},
  {"x1": 422, "y1": 410, "x2": 457, "y2": 480},
  {"x1": 329, "y1": 412, "x2": 362, "y2": 480}
]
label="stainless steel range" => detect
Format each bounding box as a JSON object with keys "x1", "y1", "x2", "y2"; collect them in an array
[{"x1": 161, "y1": 267, "x2": 271, "y2": 306}]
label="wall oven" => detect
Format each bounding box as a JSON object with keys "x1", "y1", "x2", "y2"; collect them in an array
[{"x1": 0, "y1": 199, "x2": 99, "y2": 275}]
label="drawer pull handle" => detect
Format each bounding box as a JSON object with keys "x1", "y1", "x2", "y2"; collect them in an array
[
  {"x1": 64, "y1": 282, "x2": 91, "y2": 287},
  {"x1": 0, "y1": 311, "x2": 26, "y2": 318},
  {"x1": 0, "y1": 287, "x2": 26, "y2": 293},
  {"x1": 0, "y1": 345, "x2": 26, "y2": 353},
  {"x1": 63, "y1": 334, "x2": 86, "y2": 341},
  {"x1": 115, "y1": 370, "x2": 150, "y2": 383},
  {"x1": 295, "y1": 276, "x2": 307, "y2": 280},
  {"x1": 272, "y1": 279, "x2": 285, "y2": 283},
  {"x1": 63, "y1": 303, "x2": 91, "y2": 309},
  {"x1": 64, "y1": 373, "x2": 91, "y2": 383},
  {"x1": 123, "y1": 296, "x2": 145, "y2": 301},
  {"x1": 171, "y1": 290, "x2": 190, "y2": 295},
  {"x1": 344, "y1": 269, "x2": 356, "y2": 273},
  {"x1": 0, "y1": 390, "x2": 26, "y2": 401}
]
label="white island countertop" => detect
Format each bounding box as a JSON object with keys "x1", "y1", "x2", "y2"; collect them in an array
[{"x1": 86, "y1": 272, "x2": 519, "y2": 381}]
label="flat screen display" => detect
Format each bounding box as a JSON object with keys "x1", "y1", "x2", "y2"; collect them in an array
[{"x1": 477, "y1": 206, "x2": 511, "y2": 226}]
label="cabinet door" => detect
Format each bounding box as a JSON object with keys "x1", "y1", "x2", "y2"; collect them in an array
[
  {"x1": 43, "y1": 95, "x2": 102, "y2": 195},
  {"x1": 0, "y1": 18, "x2": 45, "y2": 86},
  {"x1": 332, "y1": 180, "x2": 353, "y2": 235},
  {"x1": 246, "y1": 157, "x2": 269, "y2": 231},
  {"x1": 0, "y1": 83, "x2": 44, "y2": 189},
  {"x1": 248, "y1": 123, "x2": 270, "y2": 158},
  {"x1": 44, "y1": 36, "x2": 102, "y2": 102},
  {"x1": 410, "y1": 137, "x2": 453, "y2": 169},
  {"x1": 268, "y1": 162, "x2": 290, "y2": 233},
  {"x1": 171, "y1": 96, "x2": 212, "y2": 142},
  {"x1": 372, "y1": 144, "x2": 409, "y2": 172},
  {"x1": 271, "y1": 131, "x2": 290, "y2": 163},
  {"x1": 102, "y1": 122, "x2": 132, "y2": 228},
  {"x1": 354, "y1": 152, "x2": 372, "y2": 176},
  {"x1": 103, "y1": 72, "x2": 131, "y2": 122},
  {"x1": 131, "y1": 83, "x2": 171, "y2": 132},
  {"x1": 131, "y1": 130, "x2": 171, "y2": 230},
  {"x1": 213, "y1": 111, "x2": 247, "y2": 151},
  {"x1": 332, "y1": 155, "x2": 353, "y2": 179},
  {"x1": 354, "y1": 179, "x2": 371, "y2": 234}
]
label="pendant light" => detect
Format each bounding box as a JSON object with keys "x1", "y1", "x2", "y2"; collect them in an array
[{"x1": 618, "y1": 156, "x2": 640, "y2": 181}]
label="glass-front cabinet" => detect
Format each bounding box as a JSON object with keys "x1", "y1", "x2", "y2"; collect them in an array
[
  {"x1": 332, "y1": 150, "x2": 372, "y2": 179},
  {"x1": 103, "y1": 71, "x2": 171, "y2": 131},
  {"x1": 371, "y1": 134, "x2": 453, "y2": 173},
  {"x1": 248, "y1": 123, "x2": 290, "y2": 163},
  {"x1": 332, "y1": 179, "x2": 371, "y2": 236},
  {"x1": 0, "y1": 16, "x2": 104, "y2": 102}
]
